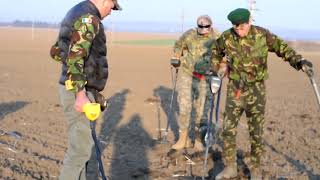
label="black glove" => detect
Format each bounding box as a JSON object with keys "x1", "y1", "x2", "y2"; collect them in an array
[
  {"x1": 299, "y1": 59, "x2": 314, "y2": 77},
  {"x1": 170, "y1": 58, "x2": 181, "y2": 68},
  {"x1": 94, "y1": 93, "x2": 108, "y2": 111},
  {"x1": 87, "y1": 88, "x2": 108, "y2": 111}
]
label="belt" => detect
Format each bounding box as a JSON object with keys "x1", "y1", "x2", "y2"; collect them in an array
[{"x1": 192, "y1": 72, "x2": 206, "y2": 80}]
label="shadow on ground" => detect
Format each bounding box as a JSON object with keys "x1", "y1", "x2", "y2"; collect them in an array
[
  {"x1": 154, "y1": 85, "x2": 179, "y2": 141},
  {"x1": 0, "y1": 101, "x2": 29, "y2": 121},
  {"x1": 109, "y1": 114, "x2": 155, "y2": 179},
  {"x1": 265, "y1": 141, "x2": 320, "y2": 179}
]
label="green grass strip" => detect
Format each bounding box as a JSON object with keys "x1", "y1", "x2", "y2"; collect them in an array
[{"x1": 113, "y1": 39, "x2": 175, "y2": 46}]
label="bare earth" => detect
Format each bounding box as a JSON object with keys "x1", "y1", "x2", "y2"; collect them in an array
[{"x1": 0, "y1": 27, "x2": 319, "y2": 179}]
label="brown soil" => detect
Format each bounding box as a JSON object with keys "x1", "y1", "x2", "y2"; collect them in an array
[{"x1": 0, "y1": 27, "x2": 319, "y2": 179}]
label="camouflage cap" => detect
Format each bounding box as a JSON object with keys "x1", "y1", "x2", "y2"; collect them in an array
[
  {"x1": 112, "y1": 0, "x2": 122, "y2": 10},
  {"x1": 227, "y1": 8, "x2": 250, "y2": 25}
]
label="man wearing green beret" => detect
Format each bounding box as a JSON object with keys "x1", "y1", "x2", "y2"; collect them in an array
[{"x1": 211, "y1": 8, "x2": 314, "y2": 179}]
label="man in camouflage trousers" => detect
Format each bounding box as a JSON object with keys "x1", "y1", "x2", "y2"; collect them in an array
[
  {"x1": 211, "y1": 8, "x2": 314, "y2": 179},
  {"x1": 50, "y1": 0, "x2": 121, "y2": 179},
  {"x1": 170, "y1": 15, "x2": 220, "y2": 151}
]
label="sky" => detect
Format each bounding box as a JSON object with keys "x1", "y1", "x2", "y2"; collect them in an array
[{"x1": 0, "y1": 0, "x2": 319, "y2": 31}]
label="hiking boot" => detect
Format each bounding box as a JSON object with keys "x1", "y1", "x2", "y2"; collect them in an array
[
  {"x1": 193, "y1": 139, "x2": 205, "y2": 151},
  {"x1": 215, "y1": 163, "x2": 237, "y2": 180},
  {"x1": 250, "y1": 167, "x2": 262, "y2": 180},
  {"x1": 171, "y1": 130, "x2": 192, "y2": 150}
]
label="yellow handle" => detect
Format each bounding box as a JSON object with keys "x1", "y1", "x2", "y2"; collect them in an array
[{"x1": 83, "y1": 103, "x2": 101, "y2": 121}]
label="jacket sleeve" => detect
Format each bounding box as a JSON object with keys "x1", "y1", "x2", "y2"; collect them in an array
[
  {"x1": 210, "y1": 35, "x2": 226, "y2": 72},
  {"x1": 172, "y1": 30, "x2": 191, "y2": 58},
  {"x1": 66, "y1": 14, "x2": 100, "y2": 93},
  {"x1": 265, "y1": 29, "x2": 303, "y2": 70}
]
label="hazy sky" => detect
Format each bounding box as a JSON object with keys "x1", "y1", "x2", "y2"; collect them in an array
[{"x1": 1, "y1": 0, "x2": 319, "y2": 30}]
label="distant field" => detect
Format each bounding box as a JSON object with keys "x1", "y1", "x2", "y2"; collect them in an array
[
  {"x1": 112, "y1": 37, "x2": 320, "y2": 50},
  {"x1": 113, "y1": 39, "x2": 175, "y2": 46}
]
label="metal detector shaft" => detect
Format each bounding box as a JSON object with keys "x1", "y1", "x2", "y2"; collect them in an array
[
  {"x1": 310, "y1": 76, "x2": 320, "y2": 110},
  {"x1": 86, "y1": 93, "x2": 107, "y2": 180},
  {"x1": 90, "y1": 122, "x2": 107, "y2": 180},
  {"x1": 164, "y1": 68, "x2": 179, "y2": 137},
  {"x1": 202, "y1": 94, "x2": 215, "y2": 180},
  {"x1": 202, "y1": 77, "x2": 223, "y2": 180},
  {"x1": 215, "y1": 80, "x2": 222, "y2": 129}
]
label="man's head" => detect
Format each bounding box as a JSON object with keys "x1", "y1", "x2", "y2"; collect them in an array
[
  {"x1": 196, "y1": 15, "x2": 213, "y2": 35},
  {"x1": 90, "y1": 0, "x2": 122, "y2": 19},
  {"x1": 227, "y1": 8, "x2": 251, "y2": 37}
]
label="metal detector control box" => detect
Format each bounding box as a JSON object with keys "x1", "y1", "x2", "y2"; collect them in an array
[{"x1": 210, "y1": 76, "x2": 222, "y2": 94}]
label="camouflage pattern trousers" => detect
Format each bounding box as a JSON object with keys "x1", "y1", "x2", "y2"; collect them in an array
[
  {"x1": 222, "y1": 80, "x2": 266, "y2": 167},
  {"x1": 176, "y1": 70, "x2": 212, "y2": 131}
]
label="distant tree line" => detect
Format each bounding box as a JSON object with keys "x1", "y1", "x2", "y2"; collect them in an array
[
  {"x1": 0, "y1": 20, "x2": 319, "y2": 41},
  {"x1": 0, "y1": 20, "x2": 60, "y2": 28}
]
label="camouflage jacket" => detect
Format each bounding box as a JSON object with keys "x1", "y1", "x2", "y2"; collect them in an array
[
  {"x1": 50, "y1": 0, "x2": 108, "y2": 93},
  {"x1": 173, "y1": 28, "x2": 219, "y2": 75},
  {"x1": 211, "y1": 25, "x2": 303, "y2": 83},
  {"x1": 65, "y1": 14, "x2": 101, "y2": 93}
]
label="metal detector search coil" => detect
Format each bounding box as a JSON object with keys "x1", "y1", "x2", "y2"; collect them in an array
[
  {"x1": 83, "y1": 103, "x2": 101, "y2": 121},
  {"x1": 210, "y1": 76, "x2": 222, "y2": 94}
]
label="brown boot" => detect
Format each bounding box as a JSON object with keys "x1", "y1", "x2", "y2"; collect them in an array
[
  {"x1": 215, "y1": 162, "x2": 237, "y2": 180},
  {"x1": 171, "y1": 130, "x2": 191, "y2": 150},
  {"x1": 250, "y1": 167, "x2": 262, "y2": 180},
  {"x1": 193, "y1": 139, "x2": 205, "y2": 151}
]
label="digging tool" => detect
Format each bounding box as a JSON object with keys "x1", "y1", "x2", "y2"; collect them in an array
[
  {"x1": 162, "y1": 66, "x2": 179, "y2": 143},
  {"x1": 306, "y1": 69, "x2": 320, "y2": 111},
  {"x1": 83, "y1": 103, "x2": 108, "y2": 180},
  {"x1": 202, "y1": 75, "x2": 222, "y2": 180}
]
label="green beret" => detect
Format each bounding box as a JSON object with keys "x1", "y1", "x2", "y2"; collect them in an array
[{"x1": 227, "y1": 8, "x2": 250, "y2": 25}]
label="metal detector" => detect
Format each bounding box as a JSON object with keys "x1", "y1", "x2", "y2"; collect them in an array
[
  {"x1": 90, "y1": 121, "x2": 107, "y2": 180},
  {"x1": 306, "y1": 70, "x2": 320, "y2": 111},
  {"x1": 202, "y1": 75, "x2": 222, "y2": 180},
  {"x1": 161, "y1": 67, "x2": 179, "y2": 143},
  {"x1": 85, "y1": 93, "x2": 108, "y2": 180}
]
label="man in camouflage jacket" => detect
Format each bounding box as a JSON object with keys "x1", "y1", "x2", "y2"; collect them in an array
[
  {"x1": 50, "y1": 0, "x2": 121, "y2": 179},
  {"x1": 212, "y1": 8, "x2": 313, "y2": 179},
  {"x1": 170, "y1": 15, "x2": 220, "y2": 151}
]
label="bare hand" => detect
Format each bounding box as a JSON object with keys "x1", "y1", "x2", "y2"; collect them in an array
[
  {"x1": 218, "y1": 65, "x2": 228, "y2": 78},
  {"x1": 74, "y1": 90, "x2": 90, "y2": 112}
]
